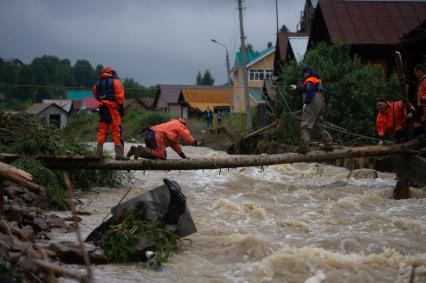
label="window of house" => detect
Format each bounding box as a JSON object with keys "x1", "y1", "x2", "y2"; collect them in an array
[{"x1": 249, "y1": 69, "x2": 273, "y2": 81}]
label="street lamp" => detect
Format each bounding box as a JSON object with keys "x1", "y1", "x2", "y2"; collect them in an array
[{"x1": 211, "y1": 39, "x2": 233, "y2": 113}]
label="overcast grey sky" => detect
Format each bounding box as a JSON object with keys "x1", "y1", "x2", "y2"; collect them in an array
[{"x1": 0, "y1": 0, "x2": 304, "y2": 86}]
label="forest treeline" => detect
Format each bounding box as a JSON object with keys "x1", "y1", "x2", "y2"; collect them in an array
[{"x1": 0, "y1": 55, "x2": 156, "y2": 110}]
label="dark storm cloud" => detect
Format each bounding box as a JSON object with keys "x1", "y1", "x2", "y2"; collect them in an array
[{"x1": 0, "y1": 0, "x2": 304, "y2": 86}]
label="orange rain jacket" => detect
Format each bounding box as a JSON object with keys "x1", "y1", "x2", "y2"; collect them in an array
[
  {"x1": 376, "y1": 100, "x2": 411, "y2": 138},
  {"x1": 92, "y1": 72, "x2": 125, "y2": 145},
  {"x1": 150, "y1": 119, "x2": 196, "y2": 158},
  {"x1": 417, "y1": 74, "x2": 426, "y2": 121}
]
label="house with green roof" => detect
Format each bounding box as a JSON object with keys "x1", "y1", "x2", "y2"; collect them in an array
[
  {"x1": 232, "y1": 46, "x2": 274, "y2": 113},
  {"x1": 67, "y1": 90, "x2": 93, "y2": 101}
]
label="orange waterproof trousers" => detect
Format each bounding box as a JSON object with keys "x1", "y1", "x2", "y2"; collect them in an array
[{"x1": 97, "y1": 101, "x2": 122, "y2": 145}]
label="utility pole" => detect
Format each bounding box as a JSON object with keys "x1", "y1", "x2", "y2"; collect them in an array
[
  {"x1": 237, "y1": 0, "x2": 253, "y2": 131},
  {"x1": 211, "y1": 39, "x2": 233, "y2": 113},
  {"x1": 275, "y1": 0, "x2": 279, "y2": 34}
]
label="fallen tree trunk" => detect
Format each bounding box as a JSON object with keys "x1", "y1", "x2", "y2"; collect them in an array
[
  {"x1": 41, "y1": 138, "x2": 426, "y2": 171},
  {"x1": 0, "y1": 162, "x2": 43, "y2": 193}
]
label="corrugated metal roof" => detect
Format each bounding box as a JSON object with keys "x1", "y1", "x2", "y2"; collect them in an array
[
  {"x1": 81, "y1": 97, "x2": 98, "y2": 110},
  {"x1": 141, "y1": 97, "x2": 154, "y2": 108},
  {"x1": 276, "y1": 32, "x2": 309, "y2": 63},
  {"x1": 25, "y1": 103, "x2": 52, "y2": 115},
  {"x1": 236, "y1": 46, "x2": 275, "y2": 68},
  {"x1": 180, "y1": 88, "x2": 230, "y2": 112},
  {"x1": 43, "y1": 99, "x2": 72, "y2": 112},
  {"x1": 155, "y1": 85, "x2": 200, "y2": 105},
  {"x1": 25, "y1": 103, "x2": 67, "y2": 115},
  {"x1": 154, "y1": 85, "x2": 229, "y2": 108},
  {"x1": 318, "y1": 0, "x2": 426, "y2": 45},
  {"x1": 67, "y1": 90, "x2": 93, "y2": 101},
  {"x1": 249, "y1": 88, "x2": 266, "y2": 103}
]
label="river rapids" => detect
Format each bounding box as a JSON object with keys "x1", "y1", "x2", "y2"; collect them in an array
[{"x1": 54, "y1": 143, "x2": 426, "y2": 283}]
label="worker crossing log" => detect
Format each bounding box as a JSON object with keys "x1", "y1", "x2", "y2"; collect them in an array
[{"x1": 39, "y1": 138, "x2": 426, "y2": 171}]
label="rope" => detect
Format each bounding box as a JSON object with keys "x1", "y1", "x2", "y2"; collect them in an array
[{"x1": 101, "y1": 186, "x2": 132, "y2": 224}]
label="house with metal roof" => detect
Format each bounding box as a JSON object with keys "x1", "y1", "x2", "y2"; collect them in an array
[
  {"x1": 0, "y1": 58, "x2": 24, "y2": 66},
  {"x1": 153, "y1": 85, "x2": 227, "y2": 116},
  {"x1": 123, "y1": 98, "x2": 152, "y2": 113},
  {"x1": 25, "y1": 103, "x2": 69, "y2": 128},
  {"x1": 66, "y1": 90, "x2": 98, "y2": 112},
  {"x1": 67, "y1": 90, "x2": 93, "y2": 101},
  {"x1": 274, "y1": 32, "x2": 309, "y2": 74},
  {"x1": 177, "y1": 87, "x2": 230, "y2": 118},
  {"x1": 152, "y1": 85, "x2": 193, "y2": 114},
  {"x1": 42, "y1": 99, "x2": 73, "y2": 113},
  {"x1": 232, "y1": 46, "x2": 275, "y2": 113},
  {"x1": 308, "y1": 0, "x2": 426, "y2": 74}
]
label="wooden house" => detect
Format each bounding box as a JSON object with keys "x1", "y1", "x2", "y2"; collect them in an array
[
  {"x1": 25, "y1": 103, "x2": 69, "y2": 128},
  {"x1": 232, "y1": 47, "x2": 275, "y2": 113},
  {"x1": 307, "y1": 0, "x2": 426, "y2": 75}
]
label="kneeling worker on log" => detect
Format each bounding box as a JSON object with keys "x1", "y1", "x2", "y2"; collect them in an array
[
  {"x1": 93, "y1": 66, "x2": 129, "y2": 160},
  {"x1": 127, "y1": 119, "x2": 203, "y2": 159},
  {"x1": 290, "y1": 66, "x2": 333, "y2": 154},
  {"x1": 375, "y1": 97, "x2": 423, "y2": 145}
]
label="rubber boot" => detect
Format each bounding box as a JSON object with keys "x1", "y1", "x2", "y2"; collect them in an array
[
  {"x1": 319, "y1": 129, "x2": 334, "y2": 151},
  {"x1": 136, "y1": 146, "x2": 156, "y2": 159},
  {"x1": 96, "y1": 143, "x2": 104, "y2": 158},
  {"x1": 115, "y1": 144, "x2": 130, "y2": 160},
  {"x1": 126, "y1": 145, "x2": 138, "y2": 159},
  {"x1": 295, "y1": 128, "x2": 310, "y2": 154}
]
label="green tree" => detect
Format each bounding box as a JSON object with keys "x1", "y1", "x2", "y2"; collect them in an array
[
  {"x1": 280, "y1": 24, "x2": 289, "y2": 33},
  {"x1": 246, "y1": 43, "x2": 254, "y2": 53},
  {"x1": 196, "y1": 70, "x2": 215, "y2": 86},
  {"x1": 74, "y1": 59, "x2": 94, "y2": 87},
  {"x1": 275, "y1": 42, "x2": 399, "y2": 138},
  {"x1": 16, "y1": 65, "x2": 34, "y2": 101}
]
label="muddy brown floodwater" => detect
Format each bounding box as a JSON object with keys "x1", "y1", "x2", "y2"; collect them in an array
[{"x1": 53, "y1": 143, "x2": 426, "y2": 283}]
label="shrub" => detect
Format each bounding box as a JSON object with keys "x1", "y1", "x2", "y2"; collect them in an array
[{"x1": 275, "y1": 42, "x2": 400, "y2": 139}]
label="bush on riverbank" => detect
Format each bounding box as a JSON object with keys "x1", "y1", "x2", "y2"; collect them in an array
[
  {"x1": 0, "y1": 112, "x2": 130, "y2": 209},
  {"x1": 65, "y1": 109, "x2": 174, "y2": 142},
  {"x1": 275, "y1": 42, "x2": 400, "y2": 140}
]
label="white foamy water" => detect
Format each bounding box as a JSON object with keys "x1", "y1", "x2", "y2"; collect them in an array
[{"x1": 54, "y1": 143, "x2": 426, "y2": 283}]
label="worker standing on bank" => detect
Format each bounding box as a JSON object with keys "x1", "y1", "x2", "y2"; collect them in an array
[
  {"x1": 93, "y1": 66, "x2": 129, "y2": 160},
  {"x1": 290, "y1": 66, "x2": 333, "y2": 154},
  {"x1": 127, "y1": 119, "x2": 203, "y2": 160}
]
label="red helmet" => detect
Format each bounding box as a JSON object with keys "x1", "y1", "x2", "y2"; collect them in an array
[{"x1": 100, "y1": 66, "x2": 113, "y2": 74}]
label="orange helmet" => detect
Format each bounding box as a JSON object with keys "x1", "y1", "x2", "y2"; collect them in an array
[{"x1": 100, "y1": 66, "x2": 114, "y2": 74}]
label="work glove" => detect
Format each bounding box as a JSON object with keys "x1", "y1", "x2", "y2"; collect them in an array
[
  {"x1": 378, "y1": 140, "x2": 384, "y2": 146},
  {"x1": 178, "y1": 152, "x2": 187, "y2": 159},
  {"x1": 118, "y1": 104, "x2": 124, "y2": 117},
  {"x1": 289, "y1": 84, "x2": 297, "y2": 90}
]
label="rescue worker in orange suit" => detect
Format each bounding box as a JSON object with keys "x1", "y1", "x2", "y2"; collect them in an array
[
  {"x1": 376, "y1": 98, "x2": 423, "y2": 145},
  {"x1": 290, "y1": 66, "x2": 333, "y2": 154},
  {"x1": 127, "y1": 119, "x2": 203, "y2": 159},
  {"x1": 415, "y1": 64, "x2": 426, "y2": 135},
  {"x1": 93, "y1": 66, "x2": 129, "y2": 160}
]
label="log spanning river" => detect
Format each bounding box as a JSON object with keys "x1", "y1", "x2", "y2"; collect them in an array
[{"x1": 54, "y1": 144, "x2": 426, "y2": 283}]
